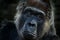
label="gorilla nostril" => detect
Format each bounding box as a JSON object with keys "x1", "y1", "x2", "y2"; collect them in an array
[
  {"x1": 31, "y1": 24, "x2": 35, "y2": 26},
  {"x1": 28, "y1": 23, "x2": 35, "y2": 26}
]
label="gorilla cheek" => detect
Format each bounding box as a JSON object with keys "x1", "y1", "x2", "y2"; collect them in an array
[
  {"x1": 37, "y1": 20, "x2": 45, "y2": 37},
  {"x1": 38, "y1": 20, "x2": 50, "y2": 38}
]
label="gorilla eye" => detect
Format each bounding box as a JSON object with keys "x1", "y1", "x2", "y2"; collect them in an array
[
  {"x1": 38, "y1": 14, "x2": 44, "y2": 18},
  {"x1": 33, "y1": 12, "x2": 45, "y2": 18},
  {"x1": 23, "y1": 10, "x2": 31, "y2": 17}
]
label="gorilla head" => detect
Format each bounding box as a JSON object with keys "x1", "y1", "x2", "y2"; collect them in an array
[{"x1": 14, "y1": 0, "x2": 56, "y2": 40}]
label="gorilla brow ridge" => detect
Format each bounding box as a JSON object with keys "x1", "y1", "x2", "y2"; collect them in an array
[{"x1": 24, "y1": 7, "x2": 46, "y2": 16}]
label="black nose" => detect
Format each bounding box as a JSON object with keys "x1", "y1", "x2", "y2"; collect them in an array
[{"x1": 28, "y1": 23, "x2": 35, "y2": 27}]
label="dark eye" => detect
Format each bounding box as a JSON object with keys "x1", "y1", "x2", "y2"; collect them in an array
[
  {"x1": 23, "y1": 11, "x2": 31, "y2": 17},
  {"x1": 38, "y1": 15, "x2": 44, "y2": 18},
  {"x1": 31, "y1": 12, "x2": 43, "y2": 18}
]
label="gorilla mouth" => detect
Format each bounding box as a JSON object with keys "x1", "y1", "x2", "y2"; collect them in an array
[{"x1": 23, "y1": 33, "x2": 36, "y2": 40}]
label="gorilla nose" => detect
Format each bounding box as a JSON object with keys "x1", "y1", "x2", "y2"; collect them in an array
[
  {"x1": 28, "y1": 20, "x2": 37, "y2": 27},
  {"x1": 28, "y1": 23, "x2": 35, "y2": 27}
]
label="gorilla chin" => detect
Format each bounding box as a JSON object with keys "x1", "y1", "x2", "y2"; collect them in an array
[
  {"x1": 23, "y1": 30, "x2": 37, "y2": 40},
  {"x1": 23, "y1": 33, "x2": 36, "y2": 40}
]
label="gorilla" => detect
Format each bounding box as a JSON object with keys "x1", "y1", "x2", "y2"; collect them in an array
[{"x1": 14, "y1": 0, "x2": 59, "y2": 40}]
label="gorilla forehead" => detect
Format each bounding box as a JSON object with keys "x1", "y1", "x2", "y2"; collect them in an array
[
  {"x1": 27, "y1": 0, "x2": 49, "y2": 11},
  {"x1": 17, "y1": 0, "x2": 50, "y2": 13}
]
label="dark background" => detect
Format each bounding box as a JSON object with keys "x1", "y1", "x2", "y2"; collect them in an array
[
  {"x1": 0, "y1": 0, "x2": 60, "y2": 40},
  {"x1": 53, "y1": 0, "x2": 60, "y2": 37}
]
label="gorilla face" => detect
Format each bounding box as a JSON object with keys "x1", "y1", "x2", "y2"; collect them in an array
[
  {"x1": 14, "y1": 0, "x2": 57, "y2": 40},
  {"x1": 15, "y1": 7, "x2": 49, "y2": 40},
  {"x1": 14, "y1": 0, "x2": 51, "y2": 40},
  {"x1": 23, "y1": 7, "x2": 45, "y2": 35}
]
